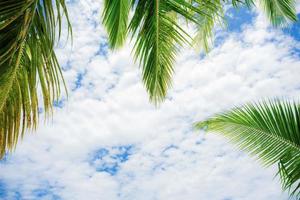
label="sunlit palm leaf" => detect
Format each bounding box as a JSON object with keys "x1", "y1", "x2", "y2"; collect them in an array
[
  {"x1": 192, "y1": 0, "x2": 225, "y2": 52},
  {"x1": 0, "y1": 0, "x2": 71, "y2": 158},
  {"x1": 195, "y1": 100, "x2": 300, "y2": 198}
]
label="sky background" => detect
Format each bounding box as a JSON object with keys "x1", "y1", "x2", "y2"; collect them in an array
[{"x1": 1, "y1": 1, "x2": 300, "y2": 200}]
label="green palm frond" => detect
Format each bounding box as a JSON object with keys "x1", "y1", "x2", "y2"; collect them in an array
[
  {"x1": 231, "y1": 0, "x2": 297, "y2": 26},
  {"x1": 102, "y1": 0, "x2": 298, "y2": 104},
  {"x1": 128, "y1": 0, "x2": 228, "y2": 103},
  {"x1": 0, "y1": 0, "x2": 71, "y2": 158},
  {"x1": 128, "y1": 0, "x2": 191, "y2": 103},
  {"x1": 192, "y1": 0, "x2": 225, "y2": 53},
  {"x1": 195, "y1": 100, "x2": 300, "y2": 198},
  {"x1": 102, "y1": 0, "x2": 131, "y2": 49},
  {"x1": 260, "y1": 0, "x2": 297, "y2": 27}
]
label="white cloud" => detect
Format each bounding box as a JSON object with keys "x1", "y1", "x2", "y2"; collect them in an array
[{"x1": 0, "y1": 1, "x2": 299, "y2": 200}]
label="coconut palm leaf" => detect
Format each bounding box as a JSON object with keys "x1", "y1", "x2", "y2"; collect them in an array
[
  {"x1": 259, "y1": 0, "x2": 297, "y2": 26},
  {"x1": 102, "y1": 0, "x2": 130, "y2": 49},
  {"x1": 129, "y1": 0, "x2": 228, "y2": 103},
  {"x1": 231, "y1": 0, "x2": 297, "y2": 26},
  {"x1": 0, "y1": 0, "x2": 71, "y2": 158},
  {"x1": 102, "y1": 0, "x2": 297, "y2": 104},
  {"x1": 192, "y1": 0, "x2": 225, "y2": 52},
  {"x1": 128, "y1": 0, "x2": 191, "y2": 103},
  {"x1": 195, "y1": 100, "x2": 300, "y2": 198}
]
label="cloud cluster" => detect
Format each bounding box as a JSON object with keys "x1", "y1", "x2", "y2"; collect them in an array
[{"x1": 0, "y1": 1, "x2": 300, "y2": 199}]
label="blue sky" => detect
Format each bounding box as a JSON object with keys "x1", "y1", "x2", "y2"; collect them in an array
[{"x1": 1, "y1": 1, "x2": 300, "y2": 200}]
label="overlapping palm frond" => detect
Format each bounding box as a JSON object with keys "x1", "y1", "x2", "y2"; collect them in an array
[
  {"x1": 102, "y1": 0, "x2": 298, "y2": 104},
  {"x1": 192, "y1": 0, "x2": 224, "y2": 53},
  {"x1": 195, "y1": 100, "x2": 300, "y2": 198},
  {"x1": 1, "y1": 0, "x2": 297, "y2": 161},
  {"x1": 0, "y1": 0, "x2": 71, "y2": 158}
]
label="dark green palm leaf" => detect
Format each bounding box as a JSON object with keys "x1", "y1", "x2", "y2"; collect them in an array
[
  {"x1": 0, "y1": 0, "x2": 71, "y2": 158},
  {"x1": 195, "y1": 100, "x2": 300, "y2": 198}
]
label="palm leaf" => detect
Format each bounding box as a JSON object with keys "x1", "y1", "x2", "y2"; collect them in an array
[
  {"x1": 192, "y1": 0, "x2": 225, "y2": 53},
  {"x1": 231, "y1": 0, "x2": 297, "y2": 26},
  {"x1": 195, "y1": 99, "x2": 300, "y2": 198},
  {"x1": 102, "y1": 0, "x2": 131, "y2": 49},
  {"x1": 128, "y1": 0, "x2": 228, "y2": 103},
  {"x1": 128, "y1": 0, "x2": 189, "y2": 103},
  {"x1": 102, "y1": 0, "x2": 297, "y2": 104},
  {"x1": 259, "y1": 0, "x2": 297, "y2": 27},
  {"x1": 0, "y1": 0, "x2": 71, "y2": 158}
]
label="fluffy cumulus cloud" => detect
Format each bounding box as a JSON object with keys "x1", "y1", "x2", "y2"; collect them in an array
[{"x1": 1, "y1": 1, "x2": 300, "y2": 200}]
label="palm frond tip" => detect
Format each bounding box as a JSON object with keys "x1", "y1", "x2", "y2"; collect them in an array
[{"x1": 195, "y1": 99, "x2": 300, "y2": 198}]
